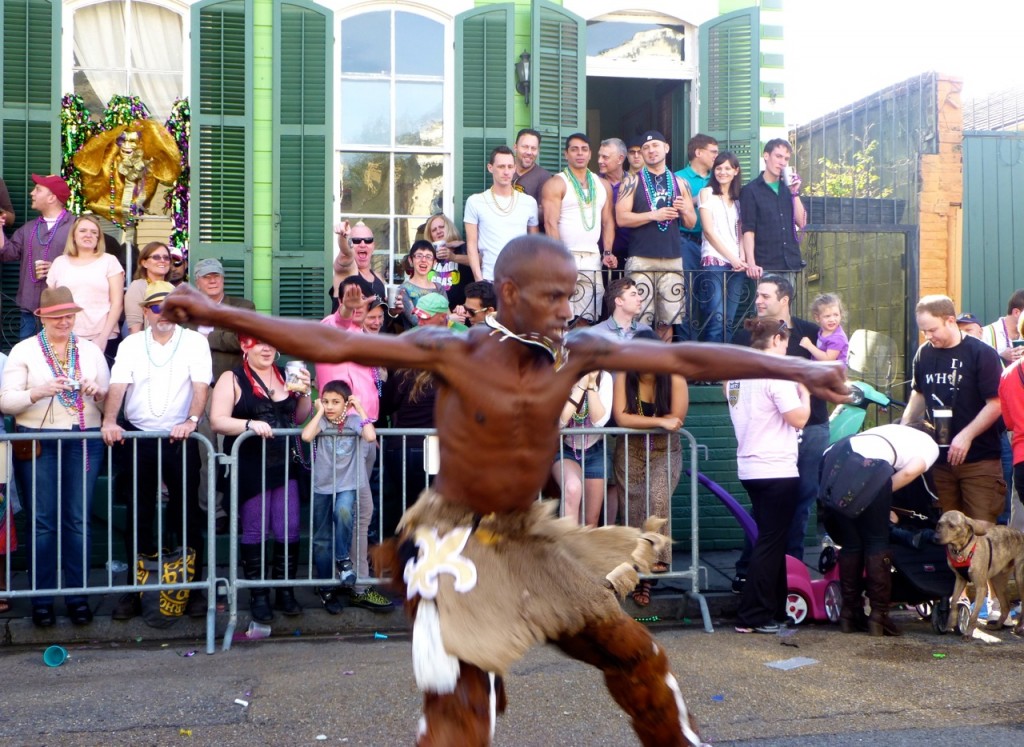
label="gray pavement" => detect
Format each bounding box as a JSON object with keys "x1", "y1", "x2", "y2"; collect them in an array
[{"x1": 4, "y1": 611, "x2": 1024, "y2": 746}]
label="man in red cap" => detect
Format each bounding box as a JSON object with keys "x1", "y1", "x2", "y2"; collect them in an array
[{"x1": 0, "y1": 174, "x2": 75, "y2": 339}]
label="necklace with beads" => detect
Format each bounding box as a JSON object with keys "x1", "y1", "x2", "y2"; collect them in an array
[
  {"x1": 563, "y1": 168, "x2": 597, "y2": 231},
  {"x1": 640, "y1": 167, "x2": 675, "y2": 232},
  {"x1": 568, "y1": 393, "x2": 591, "y2": 457},
  {"x1": 28, "y1": 211, "x2": 67, "y2": 283},
  {"x1": 38, "y1": 329, "x2": 90, "y2": 468},
  {"x1": 487, "y1": 187, "x2": 518, "y2": 216},
  {"x1": 144, "y1": 327, "x2": 184, "y2": 418}
]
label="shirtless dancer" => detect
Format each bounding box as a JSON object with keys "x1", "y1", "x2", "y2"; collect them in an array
[{"x1": 164, "y1": 235, "x2": 847, "y2": 747}]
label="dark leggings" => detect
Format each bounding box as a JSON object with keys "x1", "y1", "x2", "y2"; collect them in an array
[
  {"x1": 830, "y1": 480, "x2": 892, "y2": 556},
  {"x1": 737, "y1": 476, "x2": 800, "y2": 627}
]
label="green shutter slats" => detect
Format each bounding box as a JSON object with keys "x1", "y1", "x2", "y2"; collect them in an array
[
  {"x1": 1, "y1": 0, "x2": 57, "y2": 236},
  {"x1": 454, "y1": 4, "x2": 514, "y2": 223},
  {"x1": 192, "y1": 0, "x2": 252, "y2": 296},
  {"x1": 278, "y1": 133, "x2": 326, "y2": 250},
  {"x1": 531, "y1": 1, "x2": 584, "y2": 175},
  {"x1": 460, "y1": 15, "x2": 509, "y2": 130},
  {"x1": 2, "y1": 0, "x2": 52, "y2": 108},
  {"x1": 198, "y1": 1, "x2": 247, "y2": 117},
  {"x1": 197, "y1": 124, "x2": 247, "y2": 243},
  {"x1": 273, "y1": 0, "x2": 331, "y2": 318},
  {"x1": 699, "y1": 8, "x2": 760, "y2": 175},
  {"x1": 276, "y1": 265, "x2": 327, "y2": 319},
  {"x1": 280, "y1": 4, "x2": 327, "y2": 127}
]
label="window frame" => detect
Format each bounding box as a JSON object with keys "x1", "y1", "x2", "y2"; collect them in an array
[
  {"x1": 62, "y1": 0, "x2": 192, "y2": 121},
  {"x1": 333, "y1": 3, "x2": 461, "y2": 281}
]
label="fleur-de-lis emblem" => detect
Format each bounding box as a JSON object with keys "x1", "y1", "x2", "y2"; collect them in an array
[{"x1": 404, "y1": 526, "x2": 478, "y2": 600}]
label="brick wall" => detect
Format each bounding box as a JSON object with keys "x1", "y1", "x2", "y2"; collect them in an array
[{"x1": 918, "y1": 76, "x2": 964, "y2": 301}]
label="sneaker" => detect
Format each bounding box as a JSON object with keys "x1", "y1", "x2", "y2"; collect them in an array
[
  {"x1": 316, "y1": 586, "x2": 343, "y2": 615},
  {"x1": 977, "y1": 596, "x2": 993, "y2": 621},
  {"x1": 735, "y1": 622, "x2": 781, "y2": 634},
  {"x1": 336, "y1": 558, "x2": 356, "y2": 589},
  {"x1": 349, "y1": 586, "x2": 394, "y2": 612},
  {"x1": 731, "y1": 575, "x2": 746, "y2": 595}
]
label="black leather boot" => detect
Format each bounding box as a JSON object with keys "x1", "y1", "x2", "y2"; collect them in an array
[
  {"x1": 273, "y1": 542, "x2": 302, "y2": 617},
  {"x1": 240, "y1": 543, "x2": 274, "y2": 624},
  {"x1": 838, "y1": 550, "x2": 867, "y2": 633},
  {"x1": 865, "y1": 551, "x2": 901, "y2": 637}
]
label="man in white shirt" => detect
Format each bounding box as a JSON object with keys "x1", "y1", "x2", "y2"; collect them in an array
[
  {"x1": 465, "y1": 145, "x2": 539, "y2": 281},
  {"x1": 102, "y1": 281, "x2": 213, "y2": 620},
  {"x1": 541, "y1": 133, "x2": 615, "y2": 323}
]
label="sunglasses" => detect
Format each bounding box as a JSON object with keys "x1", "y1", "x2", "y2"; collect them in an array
[
  {"x1": 464, "y1": 307, "x2": 485, "y2": 317},
  {"x1": 145, "y1": 303, "x2": 164, "y2": 314},
  {"x1": 350, "y1": 237, "x2": 374, "y2": 245},
  {"x1": 149, "y1": 254, "x2": 171, "y2": 262}
]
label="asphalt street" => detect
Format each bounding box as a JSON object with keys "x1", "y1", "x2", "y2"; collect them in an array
[{"x1": 3, "y1": 608, "x2": 1024, "y2": 746}]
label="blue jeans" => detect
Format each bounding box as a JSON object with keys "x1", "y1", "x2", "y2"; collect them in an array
[
  {"x1": 312, "y1": 489, "x2": 356, "y2": 580},
  {"x1": 13, "y1": 426, "x2": 104, "y2": 607},
  {"x1": 697, "y1": 266, "x2": 747, "y2": 343},
  {"x1": 673, "y1": 236, "x2": 704, "y2": 342},
  {"x1": 787, "y1": 422, "x2": 831, "y2": 558},
  {"x1": 19, "y1": 310, "x2": 40, "y2": 341}
]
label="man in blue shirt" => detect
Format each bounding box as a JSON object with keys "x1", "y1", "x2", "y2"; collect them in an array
[{"x1": 674, "y1": 135, "x2": 718, "y2": 340}]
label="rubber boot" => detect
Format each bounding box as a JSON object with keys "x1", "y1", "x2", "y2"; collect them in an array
[
  {"x1": 865, "y1": 551, "x2": 901, "y2": 637},
  {"x1": 837, "y1": 551, "x2": 867, "y2": 634},
  {"x1": 273, "y1": 542, "x2": 303, "y2": 617},
  {"x1": 240, "y1": 543, "x2": 274, "y2": 624}
]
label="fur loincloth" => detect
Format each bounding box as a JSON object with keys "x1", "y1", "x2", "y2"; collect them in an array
[{"x1": 391, "y1": 489, "x2": 669, "y2": 676}]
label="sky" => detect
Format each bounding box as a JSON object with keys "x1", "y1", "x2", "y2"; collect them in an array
[{"x1": 784, "y1": 0, "x2": 1024, "y2": 125}]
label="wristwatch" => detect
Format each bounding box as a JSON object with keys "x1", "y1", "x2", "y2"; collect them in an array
[{"x1": 188, "y1": 415, "x2": 200, "y2": 425}]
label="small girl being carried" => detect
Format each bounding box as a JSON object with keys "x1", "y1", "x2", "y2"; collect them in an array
[
  {"x1": 301, "y1": 380, "x2": 378, "y2": 614},
  {"x1": 800, "y1": 292, "x2": 849, "y2": 368}
]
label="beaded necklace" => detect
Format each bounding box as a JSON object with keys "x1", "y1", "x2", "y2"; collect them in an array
[
  {"x1": 568, "y1": 392, "x2": 591, "y2": 458},
  {"x1": 110, "y1": 171, "x2": 145, "y2": 230},
  {"x1": 640, "y1": 168, "x2": 675, "y2": 232},
  {"x1": 37, "y1": 329, "x2": 89, "y2": 469},
  {"x1": 487, "y1": 187, "x2": 518, "y2": 216},
  {"x1": 144, "y1": 327, "x2": 184, "y2": 418},
  {"x1": 372, "y1": 366, "x2": 383, "y2": 398},
  {"x1": 28, "y1": 211, "x2": 67, "y2": 283},
  {"x1": 562, "y1": 168, "x2": 597, "y2": 231},
  {"x1": 484, "y1": 314, "x2": 569, "y2": 371}
]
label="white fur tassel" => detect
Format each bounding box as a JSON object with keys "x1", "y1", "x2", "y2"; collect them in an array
[{"x1": 412, "y1": 599, "x2": 460, "y2": 693}]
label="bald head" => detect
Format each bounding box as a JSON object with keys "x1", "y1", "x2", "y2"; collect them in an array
[{"x1": 493, "y1": 235, "x2": 572, "y2": 289}]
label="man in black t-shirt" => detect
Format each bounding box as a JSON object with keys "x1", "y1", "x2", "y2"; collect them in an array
[{"x1": 901, "y1": 295, "x2": 1005, "y2": 528}]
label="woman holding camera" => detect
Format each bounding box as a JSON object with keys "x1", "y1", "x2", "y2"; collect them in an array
[{"x1": 0, "y1": 287, "x2": 109, "y2": 627}]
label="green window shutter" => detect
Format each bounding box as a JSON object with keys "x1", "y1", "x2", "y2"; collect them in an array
[
  {"x1": 454, "y1": 4, "x2": 514, "y2": 224},
  {"x1": 1, "y1": 0, "x2": 59, "y2": 226},
  {"x1": 191, "y1": 0, "x2": 252, "y2": 296},
  {"x1": 273, "y1": 0, "x2": 331, "y2": 319},
  {"x1": 531, "y1": 1, "x2": 584, "y2": 174},
  {"x1": 699, "y1": 7, "x2": 760, "y2": 176}
]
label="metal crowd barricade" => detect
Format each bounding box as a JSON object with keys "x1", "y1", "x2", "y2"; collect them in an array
[
  {"x1": 553, "y1": 425, "x2": 711, "y2": 632},
  {"x1": 0, "y1": 430, "x2": 220, "y2": 654}
]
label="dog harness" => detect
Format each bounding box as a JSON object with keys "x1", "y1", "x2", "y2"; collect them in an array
[{"x1": 946, "y1": 535, "x2": 993, "y2": 582}]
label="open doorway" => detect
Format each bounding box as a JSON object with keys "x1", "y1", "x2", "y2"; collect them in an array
[{"x1": 585, "y1": 77, "x2": 691, "y2": 172}]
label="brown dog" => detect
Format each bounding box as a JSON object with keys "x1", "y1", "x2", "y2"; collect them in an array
[{"x1": 935, "y1": 510, "x2": 1024, "y2": 640}]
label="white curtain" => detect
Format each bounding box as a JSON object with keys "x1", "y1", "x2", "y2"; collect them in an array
[{"x1": 74, "y1": 1, "x2": 183, "y2": 121}]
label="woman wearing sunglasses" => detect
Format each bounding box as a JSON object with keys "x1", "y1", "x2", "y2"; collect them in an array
[{"x1": 124, "y1": 241, "x2": 178, "y2": 334}]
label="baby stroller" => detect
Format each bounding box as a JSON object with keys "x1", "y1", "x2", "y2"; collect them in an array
[{"x1": 881, "y1": 473, "x2": 958, "y2": 634}]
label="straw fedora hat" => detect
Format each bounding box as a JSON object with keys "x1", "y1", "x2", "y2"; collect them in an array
[{"x1": 35, "y1": 286, "x2": 83, "y2": 317}]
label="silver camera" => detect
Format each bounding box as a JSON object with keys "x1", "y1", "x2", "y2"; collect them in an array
[{"x1": 65, "y1": 379, "x2": 81, "y2": 391}]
